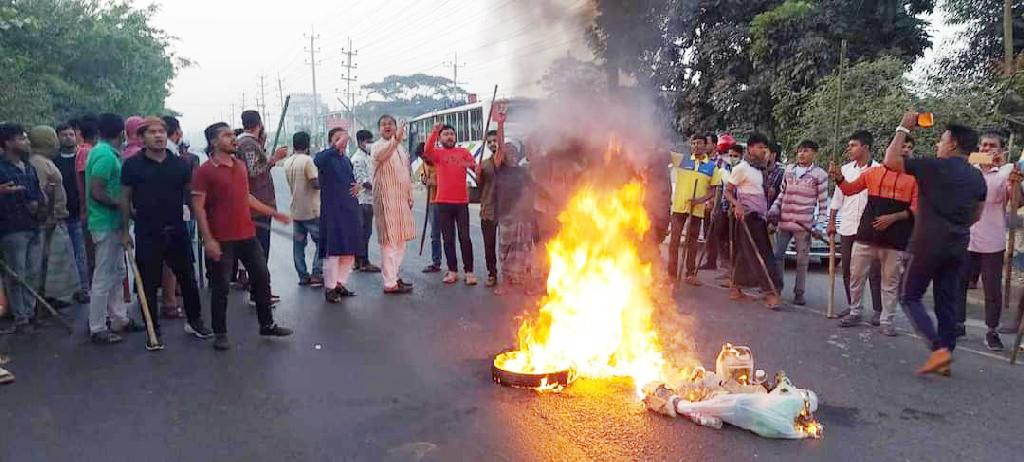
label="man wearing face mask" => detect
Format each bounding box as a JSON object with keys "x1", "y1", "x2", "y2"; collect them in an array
[
  {"x1": 350, "y1": 129, "x2": 381, "y2": 273},
  {"x1": 422, "y1": 123, "x2": 478, "y2": 286}
]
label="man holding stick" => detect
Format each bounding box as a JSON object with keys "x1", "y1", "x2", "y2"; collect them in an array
[
  {"x1": 884, "y1": 113, "x2": 986, "y2": 376},
  {"x1": 193, "y1": 123, "x2": 293, "y2": 351},
  {"x1": 668, "y1": 134, "x2": 721, "y2": 286},
  {"x1": 724, "y1": 133, "x2": 782, "y2": 309},
  {"x1": 121, "y1": 117, "x2": 213, "y2": 351},
  {"x1": 0, "y1": 123, "x2": 44, "y2": 335},
  {"x1": 371, "y1": 115, "x2": 416, "y2": 294}
]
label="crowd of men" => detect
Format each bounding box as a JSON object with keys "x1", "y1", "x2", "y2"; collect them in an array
[{"x1": 0, "y1": 104, "x2": 1019, "y2": 384}]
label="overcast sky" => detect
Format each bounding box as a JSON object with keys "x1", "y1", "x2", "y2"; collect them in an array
[{"x1": 150, "y1": 0, "x2": 958, "y2": 142}]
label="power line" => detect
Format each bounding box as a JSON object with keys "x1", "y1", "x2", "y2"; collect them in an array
[
  {"x1": 442, "y1": 52, "x2": 467, "y2": 86},
  {"x1": 341, "y1": 37, "x2": 359, "y2": 131},
  {"x1": 305, "y1": 25, "x2": 323, "y2": 148}
]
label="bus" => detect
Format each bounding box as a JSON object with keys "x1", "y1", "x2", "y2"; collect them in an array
[{"x1": 408, "y1": 98, "x2": 536, "y2": 203}]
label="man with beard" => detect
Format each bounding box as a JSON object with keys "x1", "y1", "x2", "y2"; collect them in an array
[
  {"x1": 371, "y1": 115, "x2": 415, "y2": 294},
  {"x1": 193, "y1": 122, "x2": 293, "y2": 351},
  {"x1": 350, "y1": 129, "x2": 381, "y2": 273},
  {"x1": 422, "y1": 123, "x2": 478, "y2": 286},
  {"x1": 0, "y1": 124, "x2": 44, "y2": 334},
  {"x1": 315, "y1": 127, "x2": 363, "y2": 302},
  {"x1": 121, "y1": 118, "x2": 212, "y2": 351},
  {"x1": 476, "y1": 129, "x2": 501, "y2": 287},
  {"x1": 668, "y1": 134, "x2": 721, "y2": 286}
]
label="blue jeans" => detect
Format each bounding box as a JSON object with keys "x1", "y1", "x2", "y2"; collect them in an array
[
  {"x1": 902, "y1": 242, "x2": 967, "y2": 352},
  {"x1": 293, "y1": 219, "x2": 323, "y2": 279},
  {"x1": 0, "y1": 230, "x2": 42, "y2": 324},
  {"x1": 430, "y1": 204, "x2": 442, "y2": 266},
  {"x1": 65, "y1": 219, "x2": 89, "y2": 291}
]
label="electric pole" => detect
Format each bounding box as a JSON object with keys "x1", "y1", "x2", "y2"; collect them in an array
[
  {"x1": 258, "y1": 74, "x2": 268, "y2": 122},
  {"x1": 305, "y1": 26, "x2": 322, "y2": 148},
  {"x1": 443, "y1": 52, "x2": 467, "y2": 86},
  {"x1": 341, "y1": 37, "x2": 358, "y2": 132}
]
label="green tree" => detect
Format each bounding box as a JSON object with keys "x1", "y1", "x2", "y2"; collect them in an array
[
  {"x1": 0, "y1": 0, "x2": 188, "y2": 125},
  {"x1": 358, "y1": 74, "x2": 468, "y2": 121},
  {"x1": 938, "y1": 0, "x2": 1024, "y2": 81}
]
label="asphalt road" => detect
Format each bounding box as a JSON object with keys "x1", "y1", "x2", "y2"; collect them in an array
[{"x1": 2, "y1": 179, "x2": 1023, "y2": 461}]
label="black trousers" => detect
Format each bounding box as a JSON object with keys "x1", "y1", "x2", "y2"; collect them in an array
[
  {"x1": 207, "y1": 238, "x2": 274, "y2": 334},
  {"x1": 705, "y1": 210, "x2": 731, "y2": 268},
  {"x1": 902, "y1": 242, "x2": 968, "y2": 352},
  {"x1": 136, "y1": 226, "x2": 203, "y2": 334},
  {"x1": 960, "y1": 250, "x2": 1004, "y2": 329},
  {"x1": 437, "y1": 203, "x2": 473, "y2": 272},
  {"x1": 733, "y1": 214, "x2": 783, "y2": 292},
  {"x1": 358, "y1": 204, "x2": 374, "y2": 265},
  {"x1": 840, "y1": 234, "x2": 881, "y2": 312},
  {"x1": 482, "y1": 219, "x2": 498, "y2": 278},
  {"x1": 254, "y1": 216, "x2": 271, "y2": 263},
  {"x1": 668, "y1": 212, "x2": 702, "y2": 278}
]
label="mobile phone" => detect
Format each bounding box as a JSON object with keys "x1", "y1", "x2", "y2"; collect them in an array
[{"x1": 969, "y1": 152, "x2": 993, "y2": 165}]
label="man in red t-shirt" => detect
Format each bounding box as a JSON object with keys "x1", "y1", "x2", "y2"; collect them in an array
[
  {"x1": 192, "y1": 122, "x2": 293, "y2": 351},
  {"x1": 422, "y1": 123, "x2": 477, "y2": 285}
]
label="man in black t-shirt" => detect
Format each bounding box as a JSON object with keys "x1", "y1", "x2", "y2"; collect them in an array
[
  {"x1": 55, "y1": 123, "x2": 90, "y2": 303},
  {"x1": 121, "y1": 117, "x2": 212, "y2": 351},
  {"x1": 883, "y1": 112, "x2": 986, "y2": 376}
]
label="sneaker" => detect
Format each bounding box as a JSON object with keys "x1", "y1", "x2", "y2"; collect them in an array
[
  {"x1": 916, "y1": 348, "x2": 952, "y2": 376},
  {"x1": 361, "y1": 263, "x2": 382, "y2": 273},
  {"x1": 422, "y1": 264, "x2": 442, "y2": 273},
  {"x1": 880, "y1": 324, "x2": 898, "y2": 337},
  {"x1": 309, "y1": 276, "x2": 324, "y2": 288},
  {"x1": 869, "y1": 311, "x2": 881, "y2": 327},
  {"x1": 486, "y1": 275, "x2": 498, "y2": 287},
  {"x1": 0, "y1": 366, "x2": 14, "y2": 385},
  {"x1": 986, "y1": 331, "x2": 1005, "y2": 351},
  {"x1": 955, "y1": 323, "x2": 967, "y2": 338},
  {"x1": 465, "y1": 274, "x2": 478, "y2": 286},
  {"x1": 213, "y1": 334, "x2": 231, "y2": 351},
  {"x1": 298, "y1": 276, "x2": 312, "y2": 286},
  {"x1": 90, "y1": 331, "x2": 123, "y2": 345},
  {"x1": 442, "y1": 271, "x2": 458, "y2": 284},
  {"x1": 146, "y1": 337, "x2": 165, "y2": 352},
  {"x1": 792, "y1": 294, "x2": 806, "y2": 306},
  {"x1": 259, "y1": 324, "x2": 293, "y2": 337},
  {"x1": 839, "y1": 313, "x2": 862, "y2": 328},
  {"x1": 184, "y1": 321, "x2": 214, "y2": 339}
]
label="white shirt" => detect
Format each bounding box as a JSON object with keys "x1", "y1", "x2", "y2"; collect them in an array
[
  {"x1": 829, "y1": 160, "x2": 879, "y2": 236},
  {"x1": 969, "y1": 163, "x2": 1014, "y2": 253},
  {"x1": 728, "y1": 161, "x2": 767, "y2": 217}
]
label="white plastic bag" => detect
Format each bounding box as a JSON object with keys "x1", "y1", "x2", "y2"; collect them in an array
[{"x1": 672, "y1": 385, "x2": 820, "y2": 439}]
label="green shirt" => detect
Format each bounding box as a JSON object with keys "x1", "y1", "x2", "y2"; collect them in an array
[{"x1": 84, "y1": 140, "x2": 123, "y2": 233}]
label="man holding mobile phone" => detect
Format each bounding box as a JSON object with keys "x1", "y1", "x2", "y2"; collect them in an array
[{"x1": 0, "y1": 124, "x2": 43, "y2": 335}]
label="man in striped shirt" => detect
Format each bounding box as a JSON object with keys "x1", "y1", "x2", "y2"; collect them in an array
[{"x1": 768, "y1": 140, "x2": 829, "y2": 306}]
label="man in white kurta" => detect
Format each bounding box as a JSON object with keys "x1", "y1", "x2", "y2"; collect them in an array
[{"x1": 371, "y1": 115, "x2": 415, "y2": 294}]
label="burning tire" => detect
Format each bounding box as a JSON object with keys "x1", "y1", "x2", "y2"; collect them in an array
[{"x1": 492, "y1": 352, "x2": 573, "y2": 390}]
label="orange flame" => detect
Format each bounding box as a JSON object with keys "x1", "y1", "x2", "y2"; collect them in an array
[{"x1": 494, "y1": 181, "x2": 668, "y2": 393}]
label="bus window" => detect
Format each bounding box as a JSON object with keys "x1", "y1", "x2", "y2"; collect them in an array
[
  {"x1": 470, "y1": 108, "x2": 483, "y2": 140},
  {"x1": 457, "y1": 111, "x2": 468, "y2": 141}
]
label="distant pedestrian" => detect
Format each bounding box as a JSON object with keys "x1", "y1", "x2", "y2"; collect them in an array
[
  {"x1": 768, "y1": 140, "x2": 829, "y2": 306},
  {"x1": 884, "y1": 113, "x2": 986, "y2": 376},
  {"x1": 192, "y1": 122, "x2": 293, "y2": 351},
  {"x1": 121, "y1": 117, "x2": 212, "y2": 351},
  {"x1": 55, "y1": 122, "x2": 90, "y2": 303},
  {"x1": 0, "y1": 123, "x2": 44, "y2": 335},
  {"x1": 351, "y1": 129, "x2": 381, "y2": 273},
  {"x1": 476, "y1": 129, "x2": 500, "y2": 287},
  {"x1": 828, "y1": 130, "x2": 883, "y2": 319},
  {"x1": 724, "y1": 133, "x2": 782, "y2": 310},
  {"x1": 668, "y1": 133, "x2": 721, "y2": 286},
  {"x1": 85, "y1": 114, "x2": 143, "y2": 345},
  {"x1": 371, "y1": 115, "x2": 415, "y2": 294},
  {"x1": 283, "y1": 131, "x2": 324, "y2": 288},
  {"x1": 422, "y1": 122, "x2": 477, "y2": 286},
  {"x1": 315, "y1": 128, "x2": 363, "y2": 302}
]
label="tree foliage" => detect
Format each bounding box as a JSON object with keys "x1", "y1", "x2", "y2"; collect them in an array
[
  {"x1": 0, "y1": 0, "x2": 188, "y2": 125},
  {"x1": 357, "y1": 74, "x2": 468, "y2": 121},
  {"x1": 938, "y1": 0, "x2": 1024, "y2": 81},
  {"x1": 540, "y1": 56, "x2": 608, "y2": 99}
]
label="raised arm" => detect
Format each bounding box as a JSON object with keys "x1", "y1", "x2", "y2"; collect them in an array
[{"x1": 884, "y1": 112, "x2": 918, "y2": 173}]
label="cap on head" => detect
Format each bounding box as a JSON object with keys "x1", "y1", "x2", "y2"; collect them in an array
[{"x1": 28, "y1": 125, "x2": 58, "y2": 155}]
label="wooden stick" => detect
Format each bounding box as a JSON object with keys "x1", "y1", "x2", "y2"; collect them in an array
[
  {"x1": 0, "y1": 257, "x2": 72, "y2": 333},
  {"x1": 1004, "y1": 135, "x2": 1018, "y2": 330},
  {"x1": 126, "y1": 249, "x2": 160, "y2": 349},
  {"x1": 270, "y1": 95, "x2": 291, "y2": 153},
  {"x1": 827, "y1": 237, "x2": 838, "y2": 318},
  {"x1": 419, "y1": 199, "x2": 431, "y2": 256}
]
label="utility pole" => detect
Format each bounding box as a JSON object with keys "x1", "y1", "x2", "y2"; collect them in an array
[
  {"x1": 305, "y1": 26, "x2": 322, "y2": 148},
  {"x1": 241, "y1": 92, "x2": 247, "y2": 111},
  {"x1": 1005, "y1": 0, "x2": 1015, "y2": 75},
  {"x1": 341, "y1": 37, "x2": 359, "y2": 132},
  {"x1": 258, "y1": 74, "x2": 269, "y2": 121},
  {"x1": 443, "y1": 52, "x2": 467, "y2": 86}
]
